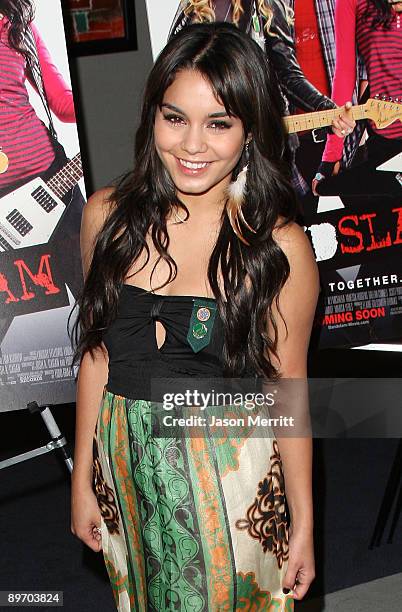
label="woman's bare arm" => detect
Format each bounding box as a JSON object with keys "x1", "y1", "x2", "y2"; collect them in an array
[
  {"x1": 71, "y1": 187, "x2": 113, "y2": 489},
  {"x1": 70, "y1": 188, "x2": 113, "y2": 551},
  {"x1": 71, "y1": 348, "x2": 108, "y2": 490},
  {"x1": 267, "y1": 219, "x2": 320, "y2": 599}
]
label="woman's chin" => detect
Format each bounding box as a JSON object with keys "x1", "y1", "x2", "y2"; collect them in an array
[
  {"x1": 175, "y1": 179, "x2": 217, "y2": 197},
  {"x1": 173, "y1": 174, "x2": 230, "y2": 198}
]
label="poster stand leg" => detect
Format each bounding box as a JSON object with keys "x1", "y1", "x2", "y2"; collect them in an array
[
  {"x1": 369, "y1": 439, "x2": 402, "y2": 547},
  {"x1": 387, "y1": 484, "x2": 401, "y2": 544},
  {"x1": 0, "y1": 402, "x2": 73, "y2": 474}
]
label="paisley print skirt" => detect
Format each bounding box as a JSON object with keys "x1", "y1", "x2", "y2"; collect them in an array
[{"x1": 92, "y1": 388, "x2": 294, "y2": 611}]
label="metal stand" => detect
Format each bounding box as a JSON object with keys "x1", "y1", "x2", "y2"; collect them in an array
[{"x1": 0, "y1": 402, "x2": 73, "y2": 474}]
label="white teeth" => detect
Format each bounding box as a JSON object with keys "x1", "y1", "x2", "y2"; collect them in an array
[{"x1": 179, "y1": 159, "x2": 209, "y2": 169}]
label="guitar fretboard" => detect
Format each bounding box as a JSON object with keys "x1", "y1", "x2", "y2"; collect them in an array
[
  {"x1": 284, "y1": 105, "x2": 368, "y2": 134},
  {"x1": 46, "y1": 153, "x2": 83, "y2": 199}
]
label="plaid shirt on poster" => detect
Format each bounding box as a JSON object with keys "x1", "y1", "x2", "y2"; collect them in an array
[{"x1": 286, "y1": 0, "x2": 367, "y2": 168}]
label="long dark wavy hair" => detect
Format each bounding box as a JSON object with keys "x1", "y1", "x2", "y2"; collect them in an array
[
  {"x1": 0, "y1": 1, "x2": 34, "y2": 54},
  {"x1": 367, "y1": 0, "x2": 396, "y2": 28},
  {"x1": 71, "y1": 22, "x2": 300, "y2": 379}
]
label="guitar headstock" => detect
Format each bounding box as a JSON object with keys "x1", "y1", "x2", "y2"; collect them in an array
[{"x1": 364, "y1": 97, "x2": 402, "y2": 129}]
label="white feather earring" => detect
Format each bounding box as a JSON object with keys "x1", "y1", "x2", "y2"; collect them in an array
[{"x1": 226, "y1": 141, "x2": 257, "y2": 246}]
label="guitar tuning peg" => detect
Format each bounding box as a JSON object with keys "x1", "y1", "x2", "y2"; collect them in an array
[{"x1": 381, "y1": 95, "x2": 387, "y2": 100}]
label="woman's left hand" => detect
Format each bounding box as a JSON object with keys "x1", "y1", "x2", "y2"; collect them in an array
[
  {"x1": 331, "y1": 101, "x2": 356, "y2": 138},
  {"x1": 311, "y1": 160, "x2": 341, "y2": 196},
  {"x1": 282, "y1": 524, "x2": 315, "y2": 601}
]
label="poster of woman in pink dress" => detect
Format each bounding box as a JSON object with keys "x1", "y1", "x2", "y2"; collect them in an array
[{"x1": 0, "y1": 0, "x2": 86, "y2": 411}]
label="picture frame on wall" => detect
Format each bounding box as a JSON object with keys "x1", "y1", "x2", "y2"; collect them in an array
[{"x1": 62, "y1": 0, "x2": 137, "y2": 56}]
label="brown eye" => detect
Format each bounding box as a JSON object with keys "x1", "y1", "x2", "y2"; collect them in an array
[
  {"x1": 163, "y1": 114, "x2": 185, "y2": 125},
  {"x1": 209, "y1": 121, "x2": 231, "y2": 130}
]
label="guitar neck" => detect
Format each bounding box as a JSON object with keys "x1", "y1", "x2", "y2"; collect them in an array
[
  {"x1": 284, "y1": 104, "x2": 368, "y2": 134},
  {"x1": 46, "y1": 153, "x2": 83, "y2": 199}
]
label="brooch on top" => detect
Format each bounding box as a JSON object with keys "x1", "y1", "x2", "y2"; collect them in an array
[{"x1": 186, "y1": 299, "x2": 218, "y2": 353}]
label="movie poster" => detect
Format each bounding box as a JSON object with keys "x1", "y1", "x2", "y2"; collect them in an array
[
  {"x1": 305, "y1": 194, "x2": 402, "y2": 349},
  {"x1": 0, "y1": 0, "x2": 85, "y2": 411},
  {"x1": 145, "y1": 0, "x2": 402, "y2": 351}
]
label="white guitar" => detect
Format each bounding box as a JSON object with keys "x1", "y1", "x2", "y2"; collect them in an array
[{"x1": 0, "y1": 153, "x2": 82, "y2": 251}]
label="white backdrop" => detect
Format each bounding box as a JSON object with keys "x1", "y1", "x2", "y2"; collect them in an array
[{"x1": 145, "y1": 0, "x2": 179, "y2": 60}]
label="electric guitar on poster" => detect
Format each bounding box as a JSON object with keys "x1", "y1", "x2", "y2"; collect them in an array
[
  {"x1": 0, "y1": 153, "x2": 82, "y2": 251},
  {"x1": 284, "y1": 97, "x2": 402, "y2": 136},
  {"x1": 0, "y1": 99, "x2": 399, "y2": 252}
]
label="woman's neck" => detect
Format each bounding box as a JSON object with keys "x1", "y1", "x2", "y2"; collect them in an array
[
  {"x1": 176, "y1": 194, "x2": 226, "y2": 226},
  {"x1": 175, "y1": 178, "x2": 229, "y2": 223},
  {"x1": 172, "y1": 197, "x2": 226, "y2": 228}
]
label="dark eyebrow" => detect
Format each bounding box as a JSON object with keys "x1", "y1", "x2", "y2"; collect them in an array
[
  {"x1": 208, "y1": 111, "x2": 230, "y2": 118},
  {"x1": 161, "y1": 103, "x2": 185, "y2": 115},
  {"x1": 161, "y1": 103, "x2": 229, "y2": 119}
]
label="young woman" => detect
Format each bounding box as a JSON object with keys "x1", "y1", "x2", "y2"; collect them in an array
[
  {"x1": 313, "y1": 0, "x2": 402, "y2": 196},
  {"x1": 170, "y1": 0, "x2": 356, "y2": 196},
  {"x1": 0, "y1": 0, "x2": 83, "y2": 310},
  {"x1": 71, "y1": 23, "x2": 319, "y2": 611}
]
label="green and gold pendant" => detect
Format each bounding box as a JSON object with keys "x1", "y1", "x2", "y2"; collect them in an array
[{"x1": 186, "y1": 299, "x2": 217, "y2": 353}]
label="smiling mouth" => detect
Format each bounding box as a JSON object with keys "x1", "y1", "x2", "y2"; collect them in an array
[{"x1": 177, "y1": 158, "x2": 211, "y2": 170}]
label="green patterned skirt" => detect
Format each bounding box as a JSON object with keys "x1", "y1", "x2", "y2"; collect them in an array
[{"x1": 92, "y1": 388, "x2": 294, "y2": 611}]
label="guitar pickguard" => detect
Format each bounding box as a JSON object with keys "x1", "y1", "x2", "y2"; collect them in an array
[{"x1": 0, "y1": 178, "x2": 66, "y2": 251}]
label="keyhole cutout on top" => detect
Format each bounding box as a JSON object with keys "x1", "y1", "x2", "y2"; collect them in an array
[{"x1": 154, "y1": 319, "x2": 167, "y2": 351}]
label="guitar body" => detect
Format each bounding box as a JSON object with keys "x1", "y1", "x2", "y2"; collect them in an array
[
  {"x1": 0, "y1": 177, "x2": 66, "y2": 251},
  {"x1": 0, "y1": 152, "x2": 82, "y2": 252}
]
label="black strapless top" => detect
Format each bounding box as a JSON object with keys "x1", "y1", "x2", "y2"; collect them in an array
[{"x1": 102, "y1": 284, "x2": 257, "y2": 401}]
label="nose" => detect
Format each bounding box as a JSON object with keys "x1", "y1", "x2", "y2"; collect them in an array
[{"x1": 181, "y1": 125, "x2": 208, "y2": 155}]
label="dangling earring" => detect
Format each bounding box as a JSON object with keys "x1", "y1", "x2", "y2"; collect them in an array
[{"x1": 226, "y1": 140, "x2": 257, "y2": 246}]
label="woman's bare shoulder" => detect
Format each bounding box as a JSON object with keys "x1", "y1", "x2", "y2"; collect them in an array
[
  {"x1": 273, "y1": 217, "x2": 312, "y2": 259},
  {"x1": 272, "y1": 217, "x2": 320, "y2": 309},
  {"x1": 83, "y1": 187, "x2": 115, "y2": 227},
  {"x1": 80, "y1": 187, "x2": 115, "y2": 276},
  {"x1": 273, "y1": 217, "x2": 319, "y2": 291}
]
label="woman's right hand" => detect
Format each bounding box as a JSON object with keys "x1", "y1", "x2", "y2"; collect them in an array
[
  {"x1": 331, "y1": 101, "x2": 356, "y2": 139},
  {"x1": 71, "y1": 483, "x2": 103, "y2": 553},
  {"x1": 282, "y1": 523, "x2": 315, "y2": 601}
]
